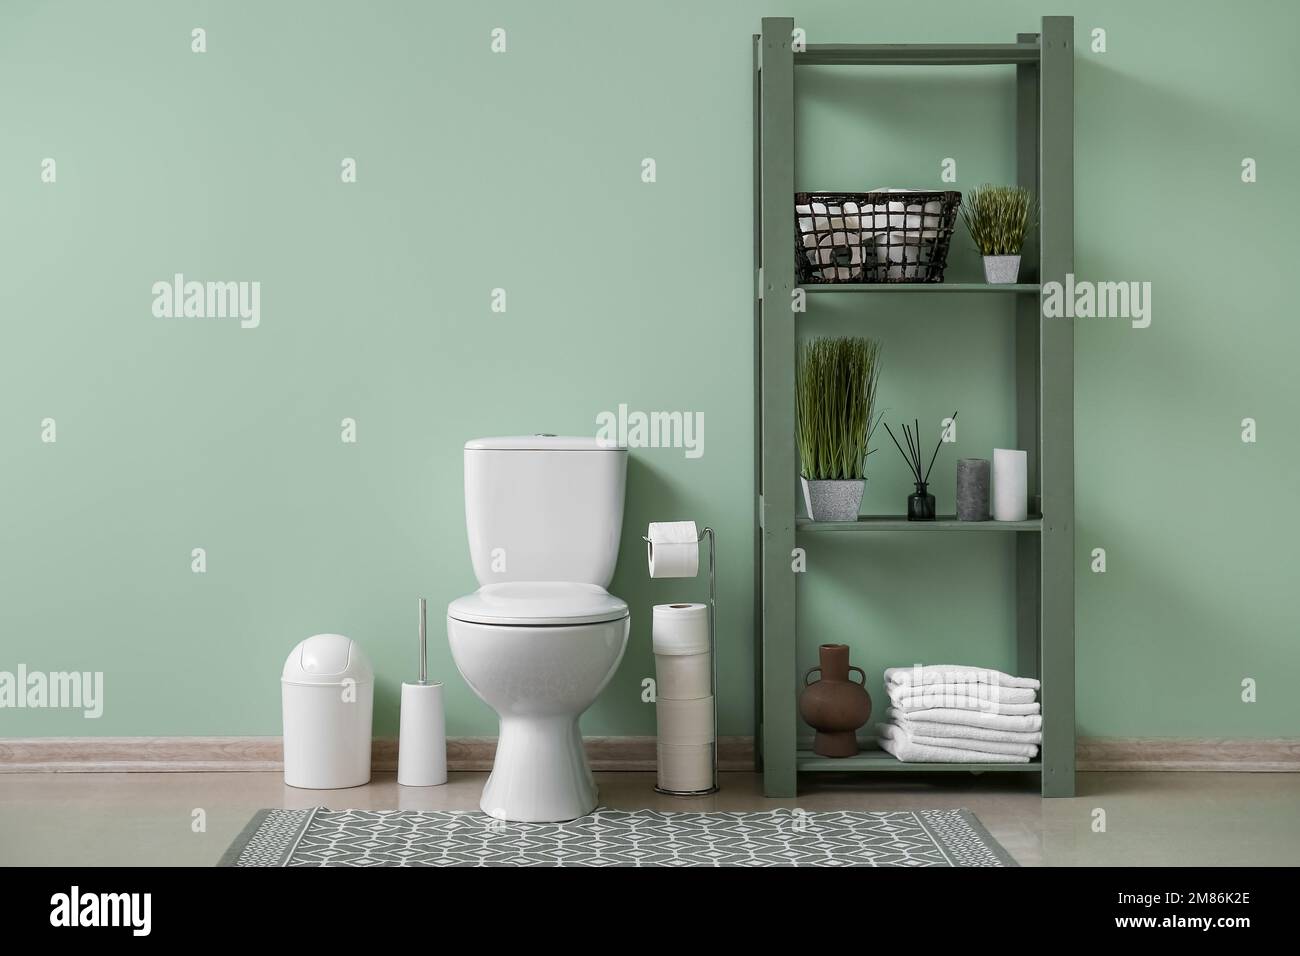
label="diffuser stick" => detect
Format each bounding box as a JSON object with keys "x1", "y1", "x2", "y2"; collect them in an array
[
  {"x1": 904, "y1": 423, "x2": 921, "y2": 478},
  {"x1": 923, "y1": 411, "x2": 958, "y2": 484},
  {"x1": 882, "y1": 423, "x2": 914, "y2": 476},
  {"x1": 886, "y1": 413, "x2": 959, "y2": 486}
]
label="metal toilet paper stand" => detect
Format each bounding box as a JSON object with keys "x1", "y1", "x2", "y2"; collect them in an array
[{"x1": 644, "y1": 525, "x2": 718, "y2": 796}]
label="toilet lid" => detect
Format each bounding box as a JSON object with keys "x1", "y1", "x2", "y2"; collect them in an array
[{"x1": 448, "y1": 582, "x2": 629, "y2": 627}]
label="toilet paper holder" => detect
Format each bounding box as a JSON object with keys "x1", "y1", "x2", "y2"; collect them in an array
[{"x1": 643, "y1": 525, "x2": 718, "y2": 796}]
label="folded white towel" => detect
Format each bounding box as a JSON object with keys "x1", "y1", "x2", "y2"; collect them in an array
[
  {"x1": 892, "y1": 727, "x2": 1039, "y2": 758},
  {"x1": 891, "y1": 707, "x2": 1043, "y2": 733},
  {"x1": 876, "y1": 724, "x2": 1031, "y2": 764},
  {"x1": 884, "y1": 665, "x2": 1040, "y2": 691},
  {"x1": 887, "y1": 683, "x2": 1037, "y2": 706},
  {"x1": 890, "y1": 694, "x2": 1041, "y2": 716},
  {"x1": 891, "y1": 713, "x2": 1042, "y2": 745}
]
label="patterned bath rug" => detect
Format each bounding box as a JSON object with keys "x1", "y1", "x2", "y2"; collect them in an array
[{"x1": 219, "y1": 807, "x2": 1016, "y2": 867}]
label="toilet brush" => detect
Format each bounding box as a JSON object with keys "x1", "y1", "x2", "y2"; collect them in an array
[{"x1": 397, "y1": 597, "x2": 448, "y2": 787}]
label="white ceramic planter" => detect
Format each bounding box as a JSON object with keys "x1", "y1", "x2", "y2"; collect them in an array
[
  {"x1": 983, "y1": 254, "x2": 1022, "y2": 284},
  {"x1": 801, "y1": 477, "x2": 865, "y2": 522}
]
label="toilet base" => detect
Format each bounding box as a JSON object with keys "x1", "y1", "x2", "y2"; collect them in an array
[{"x1": 480, "y1": 716, "x2": 598, "y2": 822}]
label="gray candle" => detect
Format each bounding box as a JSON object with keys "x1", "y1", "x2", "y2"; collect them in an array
[{"x1": 956, "y1": 458, "x2": 991, "y2": 521}]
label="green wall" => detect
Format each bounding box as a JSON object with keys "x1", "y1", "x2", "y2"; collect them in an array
[{"x1": 3, "y1": 1, "x2": 1296, "y2": 741}]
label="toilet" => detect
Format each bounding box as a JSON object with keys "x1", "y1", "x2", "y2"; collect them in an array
[{"x1": 447, "y1": 435, "x2": 630, "y2": 822}]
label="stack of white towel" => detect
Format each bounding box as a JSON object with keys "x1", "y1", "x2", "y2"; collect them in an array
[{"x1": 876, "y1": 665, "x2": 1041, "y2": 764}]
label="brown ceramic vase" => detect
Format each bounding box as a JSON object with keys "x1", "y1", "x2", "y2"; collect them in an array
[{"x1": 799, "y1": 643, "x2": 873, "y2": 757}]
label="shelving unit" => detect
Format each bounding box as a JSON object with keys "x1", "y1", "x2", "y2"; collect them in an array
[{"x1": 753, "y1": 17, "x2": 1075, "y2": 798}]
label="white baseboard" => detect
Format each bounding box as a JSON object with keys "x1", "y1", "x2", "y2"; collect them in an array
[{"x1": 2, "y1": 736, "x2": 1296, "y2": 773}]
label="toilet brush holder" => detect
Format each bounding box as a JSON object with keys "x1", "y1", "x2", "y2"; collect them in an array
[
  {"x1": 398, "y1": 597, "x2": 448, "y2": 787},
  {"x1": 644, "y1": 525, "x2": 718, "y2": 797},
  {"x1": 399, "y1": 681, "x2": 447, "y2": 787}
]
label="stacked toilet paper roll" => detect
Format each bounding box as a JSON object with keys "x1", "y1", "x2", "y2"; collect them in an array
[{"x1": 653, "y1": 602, "x2": 714, "y2": 793}]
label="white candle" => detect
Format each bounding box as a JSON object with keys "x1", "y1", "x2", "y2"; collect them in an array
[{"x1": 992, "y1": 448, "x2": 1028, "y2": 522}]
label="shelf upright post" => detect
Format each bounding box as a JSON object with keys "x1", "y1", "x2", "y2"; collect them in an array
[
  {"x1": 756, "y1": 16, "x2": 798, "y2": 798},
  {"x1": 1013, "y1": 33, "x2": 1043, "y2": 704},
  {"x1": 752, "y1": 33, "x2": 763, "y2": 774},
  {"x1": 1038, "y1": 15, "x2": 1076, "y2": 798}
]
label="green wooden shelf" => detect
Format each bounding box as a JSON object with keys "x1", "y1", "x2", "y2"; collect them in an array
[
  {"x1": 799, "y1": 43, "x2": 1041, "y2": 67},
  {"x1": 797, "y1": 749, "x2": 1042, "y2": 773},
  {"x1": 796, "y1": 516, "x2": 1044, "y2": 533},
  {"x1": 800, "y1": 283, "x2": 1040, "y2": 294},
  {"x1": 755, "y1": 17, "x2": 1075, "y2": 800}
]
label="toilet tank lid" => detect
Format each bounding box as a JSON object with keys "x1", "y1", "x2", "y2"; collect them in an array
[
  {"x1": 465, "y1": 436, "x2": 625, "y2": 452},
  {"x1": 282, "y1": 634, "x2": 374, "y2": 685}
]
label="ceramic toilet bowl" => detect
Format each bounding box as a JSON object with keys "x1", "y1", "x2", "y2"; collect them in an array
[{"x1": 447, "y1": 581, "x2": 630, "y2": 822}]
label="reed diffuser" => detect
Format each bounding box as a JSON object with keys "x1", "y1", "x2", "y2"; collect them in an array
[{"x1": 883, "y1": 413, "x2": 957, "y2": 521}]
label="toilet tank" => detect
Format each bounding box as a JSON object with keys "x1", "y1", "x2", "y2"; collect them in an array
[{"x1": 464, "y1": 436, "x2": 627, "y2": 587}]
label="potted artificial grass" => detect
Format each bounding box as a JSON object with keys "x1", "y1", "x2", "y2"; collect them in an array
[
  {"x1": 961, "y1": 184, "x2": 1037, "y2": 284},
  {"x1": 796, "y1": 336, "x2": 883, "y2": 522}
]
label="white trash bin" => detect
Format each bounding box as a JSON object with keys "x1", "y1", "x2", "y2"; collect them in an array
[{"x1": 281, "y1": 633, "x2": 373, "y2": 789}]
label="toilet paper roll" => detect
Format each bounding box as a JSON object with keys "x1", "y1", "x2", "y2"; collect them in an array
[
  {"x1": 656, "y1": 695, "x2": 715, "y2": 745},
  {"x1": 872, "y1": 231, "x2": 923, "y2": 281},
  {"x1": 652, "y1": 602, "x2": 709, "y2": 656},
  {"x1": 398, "y1": 682, "x2": 448, "y2": 787},
  {"x1": 657, "y1": 742, "x2": 714, "y2": 793},
  {"x1": 646, "y1": 521, "x2": 699, "y2": 578},
  {"x1": 992, "y1": 448, "x2": 1029, "y2": 522},
  {"x1": 655, "y1": 651, "x2": 712, "y2": 700}
]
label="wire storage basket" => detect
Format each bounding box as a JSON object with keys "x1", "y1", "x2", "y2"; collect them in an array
[{"x1": 795, "y1": 190, "x2": 962, "y2": 284}]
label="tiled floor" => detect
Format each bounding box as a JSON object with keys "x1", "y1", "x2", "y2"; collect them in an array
[{"x1": 1, "y1": 770, "x2": 1297, "y2": 866}]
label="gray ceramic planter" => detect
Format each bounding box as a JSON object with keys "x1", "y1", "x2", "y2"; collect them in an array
[
  {"x1": 982, "y1": 254, "x2": 1022, "y2": 284},
  {"x1": 801, "y1": 477, "x2": 865, "y2": 522}
]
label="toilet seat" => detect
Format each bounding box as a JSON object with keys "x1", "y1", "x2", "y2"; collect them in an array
[{"x1": 448, "y1": 581, "x2": 629, "y2": 627}]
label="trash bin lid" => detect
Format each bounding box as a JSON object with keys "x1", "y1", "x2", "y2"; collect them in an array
[{"x1": 282, "y1": 633, "x2": 373, "y2": 685}]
